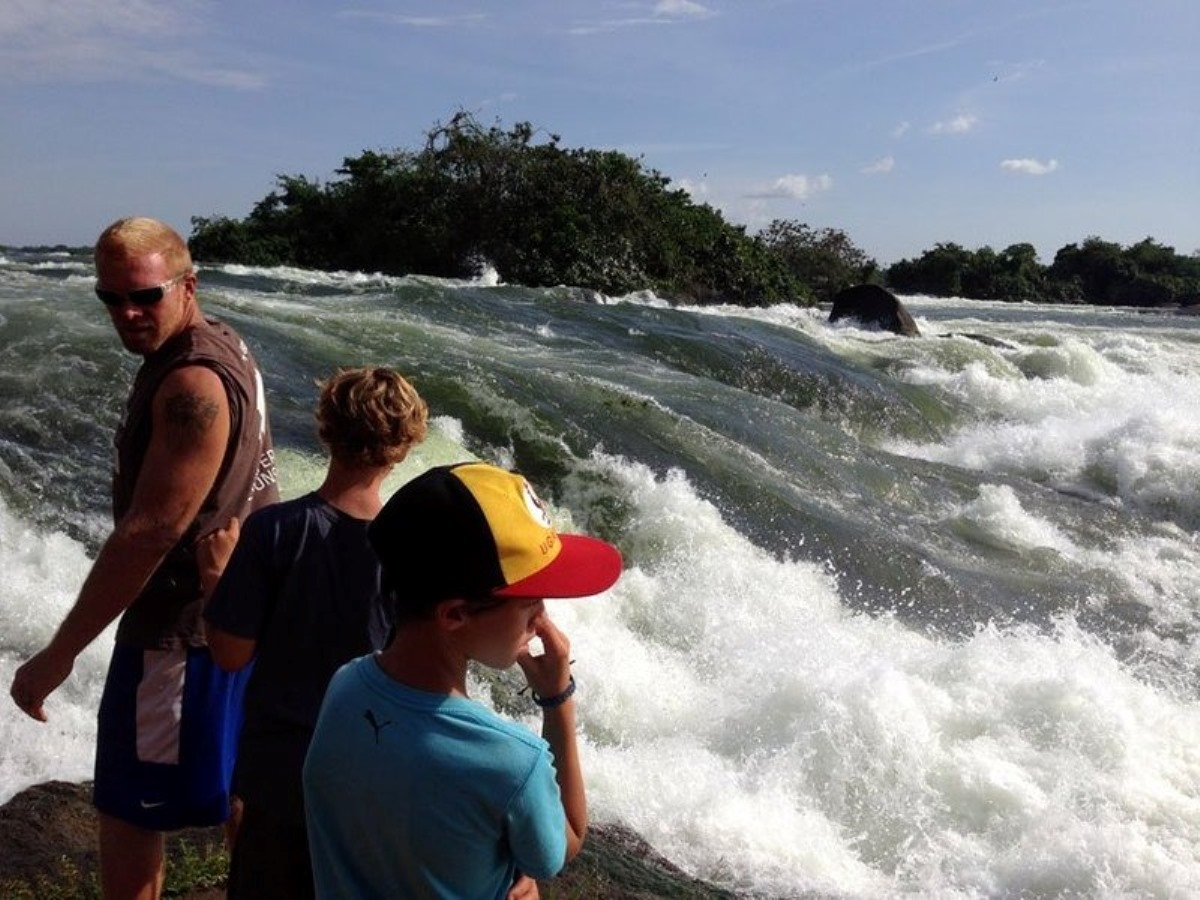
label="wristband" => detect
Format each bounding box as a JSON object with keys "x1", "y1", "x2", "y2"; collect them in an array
[{"x1": 531, "y1": 675, "x2": 576, "y2": 709}]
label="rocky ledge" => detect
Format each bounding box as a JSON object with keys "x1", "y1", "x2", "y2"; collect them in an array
[{"x1": 0, "y1": 780, "x2": 739, "y2": 899}]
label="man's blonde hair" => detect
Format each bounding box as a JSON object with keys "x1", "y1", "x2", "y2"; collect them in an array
[
  {"x1": 94, "y1": 217, "x2": 193, "y2": 276},
  {"x1": 317, "y1": 367, "x2": 429, "y2": 468}
]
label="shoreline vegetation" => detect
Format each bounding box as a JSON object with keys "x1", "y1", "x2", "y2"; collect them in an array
[
  {"x1": 6, "y1": 112, "x2": 1198, "y2": 310},
  {"x1": 0, "y1": 781, "x2": 741, "y2": 900}
]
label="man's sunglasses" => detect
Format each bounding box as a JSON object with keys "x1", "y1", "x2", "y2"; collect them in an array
[{"x1": 95, "y1": 272, "x2": 189, "y2": 308}]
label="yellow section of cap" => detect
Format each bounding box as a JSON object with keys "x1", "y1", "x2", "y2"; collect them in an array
[{"x1": 451, "y1": 463, "x2": 563, "y2": 587}]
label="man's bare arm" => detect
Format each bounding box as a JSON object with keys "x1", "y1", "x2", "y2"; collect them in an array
[{"x1": 9, "y1": 365, "x2": 230, "y2": 720}]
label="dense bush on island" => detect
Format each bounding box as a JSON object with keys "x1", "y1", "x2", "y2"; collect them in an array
[{"x1": 187, "y1": 113, "x2": 867, "y2": 307}]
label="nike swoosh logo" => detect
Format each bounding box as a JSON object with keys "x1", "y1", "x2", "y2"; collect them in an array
[{"x1": 139, "y1": 800, "x2": 167, "y2": 809}]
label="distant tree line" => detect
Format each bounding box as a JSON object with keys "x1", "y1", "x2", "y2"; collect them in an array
[
  {"x1": 886, "y1": 237, "x2": 1200, "y2": 307},
  {"x1": 0, "y1": 244, "x2": 83, "y2": 254},
  {"x1": 188, "y1": 113, "x2": 1200, "y2": 308}
]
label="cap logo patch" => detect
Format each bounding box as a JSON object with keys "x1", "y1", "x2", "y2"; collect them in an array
[{"x1": 521, "y1": 480, "x2": 552, "y2": 528}]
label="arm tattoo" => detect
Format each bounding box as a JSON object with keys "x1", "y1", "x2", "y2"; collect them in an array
[{"x1": 163, "y1": 390, "x2": 221, "y2": 442}]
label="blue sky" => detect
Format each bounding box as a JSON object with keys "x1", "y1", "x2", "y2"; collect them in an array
[{"x1": 2, "y1": 0, "x2": 1197, "y2": 265}]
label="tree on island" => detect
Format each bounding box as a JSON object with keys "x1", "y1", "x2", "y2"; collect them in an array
[
  {"x1": 189, "y1": 113, "x2": 879, "y2": 306},
  {"x1": 759, "y1": 220, "x2": 880, "y2": 303}
]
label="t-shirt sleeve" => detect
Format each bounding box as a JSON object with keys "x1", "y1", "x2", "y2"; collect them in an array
[
  {"x1": 202, "y1": 510, "x2": 276, "y2": 639},
  {"x1": 504, "y1": 749, "x2": 569, "y2": 879}
]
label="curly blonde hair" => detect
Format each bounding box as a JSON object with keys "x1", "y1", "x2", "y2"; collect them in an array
[
  {"x1": 316, "y1": 367, "x2": 428, "y2": 467},
  {"x1": 94, "y1": 217, "x2": 193, "y2": 275}
]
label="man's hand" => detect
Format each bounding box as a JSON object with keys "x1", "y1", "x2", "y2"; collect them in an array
[{"x1": 9, "y1": 646, "x2": 74, "y2": 722}]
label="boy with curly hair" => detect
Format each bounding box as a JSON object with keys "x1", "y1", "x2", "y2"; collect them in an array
[{"x1": 201, "y1": 366, "x2": 427, "y2": 899}]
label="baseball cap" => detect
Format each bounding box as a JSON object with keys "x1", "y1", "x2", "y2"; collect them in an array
[{"x1": 369, "y1": 462, "x2": 622, "y2": 605}]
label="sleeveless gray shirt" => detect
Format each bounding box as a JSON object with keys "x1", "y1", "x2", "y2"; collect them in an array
[{"x1": 112, "y1": 316, "x2": 280, "y2": 648}]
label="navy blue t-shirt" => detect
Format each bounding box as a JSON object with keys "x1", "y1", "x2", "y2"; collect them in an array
[{"x1": 204, "y1": 492, "x2": 390, "y2": 821}]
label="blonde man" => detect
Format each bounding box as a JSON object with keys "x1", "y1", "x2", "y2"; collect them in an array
[{"x1": 10, "y1": 216, "x2": 279, "y2": 900}]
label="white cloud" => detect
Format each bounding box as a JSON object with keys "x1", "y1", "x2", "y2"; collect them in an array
[
  {"x1": 0, "y1": 0, "x2": 263, "y2": 87},
  {"x1": 746, "y1": 173, "x2": 833, "y2": 201},
  {"x1": 339, "y1": 12, "x2": 489, "y2": 28},
  {"x1": 571, "y1": 0, "x2": 715, "y2": 34},
  {"x1": 654, "y1": 0, "x2": 714, "y2": 18},
  {"x1": 676, "y1": 178, "x2": 709, "y2": 198},
  {"x1": 0, "y1": 0, "x2": 190, "y2": 39},
  {"x1": 861, "y1": 156, "x2": 895, "y2": 175},
  {"x1": 929, "y1": 113, "x2": 978, "y2": 135},
  {"x1": 891, "y1": 121, "x2": 911, "y2": 138},
  {"x1": 1001, "y1": 158, "x2": 1060, "y2": 175}
]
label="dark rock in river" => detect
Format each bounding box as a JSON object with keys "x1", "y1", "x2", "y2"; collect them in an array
[{"x1": 829, "y1": 284, "x2": 921, "y2": 336}]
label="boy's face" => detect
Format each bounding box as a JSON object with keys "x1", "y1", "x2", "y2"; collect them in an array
[{"x1": 464, "y1": 596, "x2": 546, "y2": 669}]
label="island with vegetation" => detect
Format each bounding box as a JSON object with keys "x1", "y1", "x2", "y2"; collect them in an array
[
  {"x1": 186, "y1": 112, "x2": 1200, "y2": 310},
  {"x1": 5, "y1": 114, "x2": 1195, "y2": 310}
]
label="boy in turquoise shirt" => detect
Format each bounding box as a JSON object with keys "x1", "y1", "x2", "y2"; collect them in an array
[{"x1": 303, "y1": 462, "x2": 622, "y2": 898}]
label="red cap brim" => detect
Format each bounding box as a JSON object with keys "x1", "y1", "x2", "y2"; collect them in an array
[{"x1": 493, "y1": 534, "x2": 623, "y2": 599}]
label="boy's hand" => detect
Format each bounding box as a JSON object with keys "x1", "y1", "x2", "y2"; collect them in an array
[
  {"x1": 507, "y1": 873, "x2": 540, "y2": 899},
  {"x1": 518, "y1": 611, "x2": 588, "y2": 862},
  {"x1": 517, "y1": 613, "x2": 572, "y2": 699},
  {"x1": 197, "y1": 516, "x2": 239, "y2": 600}
]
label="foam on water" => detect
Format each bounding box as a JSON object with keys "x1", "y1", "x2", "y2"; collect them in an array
[
  {"x1": 939, "y1": 482, "x2": 1200, "y2": 688},
  {"x1": 885, "y1": 334, "x2": 1200, "y2": 529},
  {"x1": 209, "y1": 261, "x2": 506, "y2": 293},
  {"x1": 5, "y1": 261, "x2": 1200, "y2": 897},
  {"x1": 952, "y1": 484, "x2": 1078, "y2": 557},
  {"x1": 0, "y1": 497, "x2": 113, "y2": 801},
  {"x1": 531, "y1": 457, "x2": 1200, "y2": 897},
  {"x1": 13, "y1": 442, "x2": 1194, "y2": 896},
  {"x1": 211, "y1": 263, "x2": 406, "y2": 290}
]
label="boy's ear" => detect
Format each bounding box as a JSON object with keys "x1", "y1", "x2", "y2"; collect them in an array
[{"x1": 435, "y1": 598, "x2": 471, "y2": 631}]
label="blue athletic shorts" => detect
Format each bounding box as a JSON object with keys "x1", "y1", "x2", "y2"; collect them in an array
[{"x1": 93, "y1": 643, "x2": 250, "y2": 831}]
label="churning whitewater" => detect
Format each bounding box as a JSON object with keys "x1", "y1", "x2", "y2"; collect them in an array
[{"x1": 2, "y1": 249, "x2": 1198, "y2": 897}]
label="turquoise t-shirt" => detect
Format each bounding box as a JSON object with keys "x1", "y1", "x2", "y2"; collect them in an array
[{"x1": 303, "y1": 655, "x2": 568, "y2": 899}]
